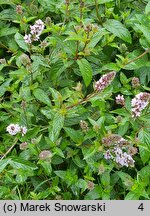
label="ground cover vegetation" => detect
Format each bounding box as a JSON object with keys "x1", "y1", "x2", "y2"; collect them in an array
[{"x1": 0, "y1": 0, "x2": 150, "y2": 200}]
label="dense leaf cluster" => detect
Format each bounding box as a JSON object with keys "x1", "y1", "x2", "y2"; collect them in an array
[{"x1": 0, "y1": 0, "x2": 150, "y2": 200}]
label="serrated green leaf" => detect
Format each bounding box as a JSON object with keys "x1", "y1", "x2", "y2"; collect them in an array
[
  {"x1": 0, "y1": 159, "x2": 11, "y2": 173},
  {"x1": 0, "y1": 78, "x2": 13, "y2": 97},
  {"x1": 116, "y1": 171, "x2": 134, "y2": 189},
  {"x1": 39, "y1": 161, "x2": 52, "y2": 176},
  {"x1": 145, "y1": 1, "x2": 150, "y2": 14},
  {"x1": 138, "y1": 128, "x2": 150, "y2": 163},
  {"x1": 65, "y1": 36, "x2": 84, "y2": 42},
  {"x1": 40, "y1": 108, "x2": 52, "y2": 119},
  {"x1": 31, "y1": 55, "x2": 50, "y2": 69},
  {"x1": 120, "y1": 72, "x2": 129, "y2": 85},
  {"x1": 0, "y1": 0, "x2": 18, "y2": 4},
  {"x1": 101, "y1": 63, "x2": 120, "y2": 71},
  {"x1": 135, "y1": 24, "x2": 150, "y2": 44},
  {"x1": 101, "y1": 171, "x2": 110, "y2": 187},
  {"x1": 10, "y1": 157, "x2": 37, "y2": 170},
  {"x1": 0, "y1": 8, "x2": 17, "y2": 20},
  {"x1": 104, "y1": 19, "x2": 132, "y2": 43},
  {"x1": 0, "y1": 27, "x2": 18, "y2": 37},
  {"x1": 49, "y1": 112, "x2": 64, "y2": 142},
  {"x1": 54, "y1": 170, "x2": 66, "y2": 180},
  {"x1": 15, "y1": 32, "x2": 29, "y2": 52},
  {"x1": 125, "y1": 191, "x2": 139, "y2": 200},
  {"x1": 49, "y1": 87, "x2": 62, "y2": 107},
  {"x1": 134, "y1": 66, "x2": 150, "y2": 85},
  {"x1": 118, "y1": 121, "x2": 129, "y2": 136},
  {"x1": 64, "y1": 127, "x2": 84, "y2": 144},
  {"x1": 82, "y1": 146, "x2": 96, "y2": 160},
  {"x1": 53, "y1": 147, "x2": 65, "y2": 158},
  {"x1": 77, "y1": 58, "x2": 92, "y2": 87},
  {"x1": 72, "y1": 155, "x2": 86, "y2": 168},
  {"x1": 75, "y1": 179, "x2": 87, "y2": 193},
  {"x1": 138, "y1": 165, "x2": 150, "y2": 184},
  {"x1": 87, "y1": 29, "x2": 107, "y2": 48},
  {"x1": 98, "y1": 0, "x2": 113, "y2": 3},
  {"x1": 84, "y1": 185, "x2": 102, "y2": 200},
  {"x1": 110, "y1": 108, "x2": 130, "y2": 116},
  {"x1": 33, "y1": 88, "x2": 51, "y2": 107}
]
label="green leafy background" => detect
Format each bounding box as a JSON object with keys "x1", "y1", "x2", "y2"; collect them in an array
[{"x1": 0, "y1": 0, "x2": 150, "y2": 200}]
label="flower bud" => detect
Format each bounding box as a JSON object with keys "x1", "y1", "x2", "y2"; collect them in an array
[
  {"x1": 132, "y1": 77, "x2": 140, "y2": 88},
  {"x1": 16, "y1": 5, "x2": 23, "y2": 15},
  {"x1": 84, "y1": 24, "x2": 92, "y2": 32},
  {"x1": 80, "y1": 120, "x2": 88, "y2": 132},
  {"x1": 98, "y1": 164, "x2": 105, "y2": 174},
  {"x1": 72, "y1": 82, "x2": 82, "y2": 92},
  {"x1": 94, "y1": 71, "x2": 116, "y2": 92},
  {"x1": 45, "y1": 17, "x2": 52, "y2": 27},
  {"x1": 39, "y1": 150, "x2": 52, "y2": 160},
  {"x1": 20, "y1": 53, "x2": 31, "y2": 66},
  {"x1": 20, "y1": 142, "x2": 28, "y2": 150},
  {"x1": 116, "y1": 94, "x2": 125, "y2": 106},
  {"x1": 128, "y1": 146, "x2": 138, "y2": 156},
  {"x1": 0, "y1": 58, "x2": 6, "y2": 64},
  {"x1": 87, "y1": 181, "x2": 94, "y2": 191}
]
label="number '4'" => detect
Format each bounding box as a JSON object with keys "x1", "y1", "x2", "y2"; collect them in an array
[{"x1": 138, "y1": 203, "x2": 144, "y2": 211}]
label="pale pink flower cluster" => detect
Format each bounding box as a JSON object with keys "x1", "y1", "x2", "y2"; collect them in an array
[
  {"x1": 113, "y1": 147, "x2": 135, "y2": 167},
  {"x1": 6, "y1": 124, "x2": 27, "y2": 136},
  {"x1": 131, "y1": 92, "x2": 150, "y2": 118},
  {"x1": 103, "y1": 134, "x2": 135, "y2": 167},
  {"x1": 94, "y1": 71, "x2": 116, "y2": 92},
  {"x1": 116, "y1": 94, "x2": 125, "y2": 106},
  {"x1": 24, "y1": 19, "x2": 44, "y2": 44},
  {"x1": 104, "y1": 147, "x2": 135, "y2": 167},
  {"x1": 6, "y1": 124, "x2": 20, "y2": 136}
]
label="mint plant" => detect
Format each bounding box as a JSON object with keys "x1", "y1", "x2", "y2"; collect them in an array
[{"x1": 0, "y1": 0, "x2": 150, "y2": 200}]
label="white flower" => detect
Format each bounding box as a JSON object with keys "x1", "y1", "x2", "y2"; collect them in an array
[
  {"x1": 113, "y1": 147, "x2": 122, "y2": 155},
  {"x1": 114, "y1": 148, "x2": 135, "y2": 167},
  {"x1": 24, "y1": 19, "x2": 44, "y2": 44},
  {"x1": 30, "y1": 19, "x2": 44, "y2": 38},
  {"x1": 94, "y1": 71, "x2": 116, "y2": 92},
  {"x1": 24, "y1": 34, "x2": 32, "y2": 44},
  {"x1": 104, "y1": 150, "x2": 114, "y2": 160},
  {"x1": 116, "y1": 94, "x2": 125, "y2": 106},
  {"x1": 6, "y1": 124, "x2": 28, "y2": 136},
  {"x1": 20, "y1": 126, "x2": 27, "y2": 136},
  {"x1": 104, "y1": 146, "x2": 135, "y2": 167},
  {"x1": 131, "y1": 92, "x2": 150, "y2": 118},
  {"x1": 6, "y1": 124, "x2": 20, "y2": 136}
]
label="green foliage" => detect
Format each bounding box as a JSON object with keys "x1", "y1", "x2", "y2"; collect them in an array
[
  {"x1": 104, "y1": 19, "x2": 132, "y2": 43},
  {"x1": 77, "y1": 59, "x2": 92, "y2": 87},
  {"x1": 0, "y1": 0, "x2": 150, "y2": 200}
]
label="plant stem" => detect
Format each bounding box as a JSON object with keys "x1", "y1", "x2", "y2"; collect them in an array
[
  {"x1": 66, "y1": 91, "x2": 97, "y2": 109},
  {"x1": 28, "y1": 44, "x2": 33, "y2": 84},
  {"x1": 0, "y1": 43, "x2": 15, "y2": 54},
  {"x1": 0, "y1": 138, "x2": 18, "y2": 161},
  {"x1": 94, "y1": 0, "x2": 103, "y2": 25},
  {"x1": 126, "y1": 47, "x2": 150, "y2": 65},
  {"x1": 82, "y1": 31, "x2": 90, "y2": 52},
  {"x1": 75, "y1": 41, "x2": 79, "y2": 60},
  {"x1": 80, "y1": 0, "x2": 84, "y2": 26}
]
